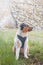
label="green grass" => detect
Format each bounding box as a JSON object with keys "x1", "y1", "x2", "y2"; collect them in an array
[
  {"x1": 30, "y1": 31, "x2": 43, "y2": 38},
  {"x1": 0, "y1": 29, "x2": 43, "y2": 65}
]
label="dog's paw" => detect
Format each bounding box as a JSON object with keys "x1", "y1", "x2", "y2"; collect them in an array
[
  {"x1": 24, "y1": 55, "x2": 28, "y2": 59},
  {"x1": 16, "y1": 56, "x2": 19, "y2": 60}
]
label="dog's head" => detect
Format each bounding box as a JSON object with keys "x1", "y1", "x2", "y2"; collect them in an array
[{"x1": 20, "y1": 23, "x2": 33, "y2": 32}]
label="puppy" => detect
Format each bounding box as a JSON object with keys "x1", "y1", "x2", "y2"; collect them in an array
[{"x1": 13, "y1": 23, "x2": 33, "y2": 60}]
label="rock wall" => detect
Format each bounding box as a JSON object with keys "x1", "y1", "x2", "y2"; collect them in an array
[
  {"x1": 10, "y1": 0, "x2": 43, "y2": 30},
  {"x1": 0, "y1": 0, "x2": 43, "y2": 30}
]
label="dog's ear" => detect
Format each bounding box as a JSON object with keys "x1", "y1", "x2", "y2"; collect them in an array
[
  {"x1": 20, "y1": 23, "x2": 26, "y2": 30},
  {"x1": 20, "y1": 24, "x2": 24, "y2": 30},
  {"x1": 28, "y1": 27, "x2": 33, "y2": 31}
]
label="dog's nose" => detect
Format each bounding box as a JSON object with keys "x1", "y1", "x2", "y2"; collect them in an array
[{"x1": 28, "y1": 27, "x2": 33, "y2": 31}]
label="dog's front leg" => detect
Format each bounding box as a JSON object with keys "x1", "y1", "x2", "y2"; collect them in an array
[
  {"x1": 16, "y1": 47, "x2": 20, "y2": 60},
  {"x1": 16, "y1": 41, "x2": 21, "y2": 60},
  {"x1": 24, "y1": 42, "x2": 28, "y2": 59},
  {"x1": 24, "y1": 47, "x2": 28, "y2": 59}
]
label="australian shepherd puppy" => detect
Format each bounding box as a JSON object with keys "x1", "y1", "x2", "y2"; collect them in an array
[{"x1": 13, "y1": 23, "x2": 33, "y2": 60}]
